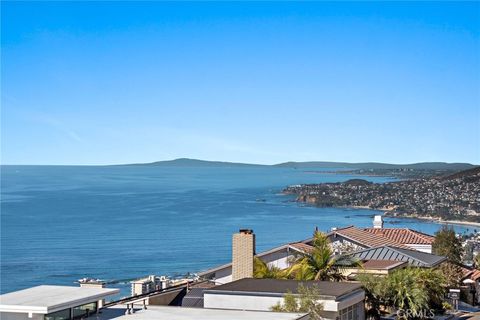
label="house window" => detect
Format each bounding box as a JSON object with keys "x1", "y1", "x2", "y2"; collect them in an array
[
  {"x1": 73, "y1": 301, "x2": 97, "y2": 319},
  {"x1": 44, "y1": 308, "x2": 70, "y2": 320},
  {"x1": 339, "y1": 302, "x2": 360, "y2": 320}
]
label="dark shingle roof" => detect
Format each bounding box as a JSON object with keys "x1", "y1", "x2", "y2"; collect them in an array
[
  {"x1": 347, "y1": 246, "x2": 446, "y2": 267},
  {"x1": 205, "y1": 278, "x2": 363, "y2": 299},
  {"x1": 181, "y1": 288, "x2": 206, "y2": 308}
]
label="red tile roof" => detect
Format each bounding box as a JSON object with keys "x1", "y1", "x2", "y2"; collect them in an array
[
  {"x1": 363, "y1": 228, "x2": 434, "y2": 245},
  {"x1": 462, "y1": 266, "x2": 480, "y2": 281},
  {"x1": 329, "y1": 226, "x2": 409, "y2": 248},
  {"x1": 470, "y1": 270, "x2": 480, "y2": 281}
]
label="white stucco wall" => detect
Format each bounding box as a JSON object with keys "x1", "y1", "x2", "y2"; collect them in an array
[
  {"x1": 261, "y1": 248, "x2": 297, "y2": 269},
  {"x1": 204, "y1": 290, "x2": 365, "y2": 313},
  {"x1": 269, "y1": 256, "x2": 290, "y2": 269}
]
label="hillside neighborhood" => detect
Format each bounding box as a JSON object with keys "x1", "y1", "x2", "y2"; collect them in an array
[
  {"x1": 284, "y1": 167, "x2": 480, "y2": 223},
  {"x1": 3, "y1": 216, "x2": 480, "y2": 320}
]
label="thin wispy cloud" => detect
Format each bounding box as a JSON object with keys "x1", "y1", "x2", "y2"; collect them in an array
[
  {"x1": 30, "y1": 112, "x2": 85, "y2": 144},
  {"x1": 42, "y1": 116, "x2": 84, "y2": 144}
]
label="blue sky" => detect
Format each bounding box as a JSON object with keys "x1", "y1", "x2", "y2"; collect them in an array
[{"x1": 2, "y1": 1, "x2": 479, "y2": 165}]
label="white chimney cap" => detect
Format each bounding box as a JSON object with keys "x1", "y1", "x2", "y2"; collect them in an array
[{"x1": 373, "y1": 215, "x2": 384, "y2": 229}]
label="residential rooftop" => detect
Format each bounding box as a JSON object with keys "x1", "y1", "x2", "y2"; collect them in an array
[
  {"x1": 327, "y1": 226, "x2": 409, "y2": 248},
  {"x1": 361, "y1": 259, "x2": 407, "y2": 270},
  {"x1": 302, "y1": 226, "x2": 435, "y2": 248},
  {"x1": 347, "y1": 245, "x2": 446, "y2": 267},
  {"x1": 363, "y1": 228, "x2": 434, "y2": 245},
  {"x1": 91, "y1": 305, "x2": 307, "y2": 320},
  {"x1": 0, "y1": 285, "x2": 119, "y2": 314},
  {"x1": 206, "y1": 278, "x2": 363, "y2": 299}
]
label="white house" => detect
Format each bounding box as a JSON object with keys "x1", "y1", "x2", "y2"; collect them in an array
[
  {"x1": 0, "y1": 285, "x2": 119, "y2": 320},
  {"x1": 200, "y1": 224, "x2": 435, "y2": 286},
  {"x1": 204, "y1": 278, "x2": 365, "y2": 320},
  {"x1": 199, "y1": 242, "x2": 311, "y2": 285},
  {"x1": 317, "y1": 225, "x2": 435, "y2": 254}
]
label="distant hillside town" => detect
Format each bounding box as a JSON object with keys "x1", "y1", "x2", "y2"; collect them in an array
[{"x1": 284, "y1": 167, "x2": 480, "y2": 223}]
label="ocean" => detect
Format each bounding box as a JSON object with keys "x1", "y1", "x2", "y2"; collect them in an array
[{"x1": 0, "y1": 165, "x2": 473, "y2": 297}]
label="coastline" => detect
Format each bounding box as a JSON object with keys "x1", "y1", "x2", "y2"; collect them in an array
[
  {"x1": 347, "y1": 206, "x2": 480, "y2": 228},
  {"x1": 351, "y1": 204, "x2": 480, "y2": 228},
  {"x1": 298, "y1": 200, "x2": 480, "y2": 228},
  {"x1": 383, "y1": 213, "x2": 480, "y2": 228},
  {"x1": 439, "y1": 220, "x2": 480, "y2": 227}
]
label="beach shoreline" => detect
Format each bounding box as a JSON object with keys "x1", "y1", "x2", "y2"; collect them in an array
[
  {"x1": 293, "y1": 200, "x2": 480, "y2": 228},
  {"x1": 383, "y1": 213, "x2": 480, "y2": 228}
]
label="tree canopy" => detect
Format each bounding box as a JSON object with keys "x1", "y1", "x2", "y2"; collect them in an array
[
  {"x1": 253, "y1": 256, "x2": 287, "y2": 279},
  {"x1": 359, "y1": 268, "x2": 447, "y2": 319},
  {"x1": 432, "y1": 225, "x2": 463, "y2": 263},
  {"x1": 271, "y1": 284, "x2": 324, "y2": 320}
]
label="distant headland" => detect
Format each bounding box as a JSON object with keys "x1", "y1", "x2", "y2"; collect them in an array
[{"x1": 124, "y1": 158, "x2": 477, "y2": 171}]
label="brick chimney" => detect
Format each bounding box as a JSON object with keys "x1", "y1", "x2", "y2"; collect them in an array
[
  {"x1": 232, "y1": 229, "x2": 255, "y2": 281},
  {"x1": 373, "y1": 215, "x2": 384, "y2": 229}
]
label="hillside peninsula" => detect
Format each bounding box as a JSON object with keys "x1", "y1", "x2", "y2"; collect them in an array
[{"x1": 283, "y1": 167, "x2": 480, "y2": 223}]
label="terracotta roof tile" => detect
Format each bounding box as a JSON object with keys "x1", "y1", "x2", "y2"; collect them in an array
[
  {"x1": 463, "y1": 266, "x2": 480, "y2": 280},
  {"x1": 330, "y1": 226, "x2": 409, "y2": 248},
  {"x1": 363, "y1": 228, "x2": 434, "y2": 245},
  {"x1": 470, "y1": 270, "x2": 480, "y2": 281}
]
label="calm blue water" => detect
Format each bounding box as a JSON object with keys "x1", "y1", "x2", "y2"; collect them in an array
[{"x1": 0, "y1": 165, "x2": 473, "y2": 296}]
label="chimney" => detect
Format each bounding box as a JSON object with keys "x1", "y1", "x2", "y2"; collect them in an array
[
  {"x1": 232, "y1": 229, "x2": 255, "y2": 281},
  {"x1": 373, "y1": 215, "x2": 384, "y2": 229}
]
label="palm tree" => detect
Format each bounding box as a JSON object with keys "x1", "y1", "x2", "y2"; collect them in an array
[
  {"x1": 415, "y1": 268, "x2": 447, "y2": 310},
  {"x1": 253, "y1": 257, "x2": 288, "y2": 279},
  {"x1": 387, "y1": 268, "x2": 429, "y2": 314},
  {"x1": 287, "y1": 230, "x2": 361, "y2": 281},
  {"x1": 359, "y1": 267, "x2": 447, "y2": 318}
]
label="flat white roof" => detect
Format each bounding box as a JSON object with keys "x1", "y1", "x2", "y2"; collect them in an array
[
  {"x1": 93, "y1": 305, "x2": 306, "y2": 320},
  {"x1": 0, "y1": 285, "x2": 120, "y2": 314}
]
